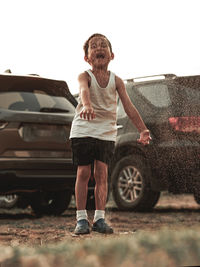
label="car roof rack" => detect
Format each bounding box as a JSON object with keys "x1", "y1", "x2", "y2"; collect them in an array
[{"x1": 125, "y1": 74, "x2": 177, "y2": 83}]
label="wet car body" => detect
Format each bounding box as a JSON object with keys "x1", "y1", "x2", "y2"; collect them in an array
[{"x1": 111, "y1": 74, "x2": 200, "y2": 211}]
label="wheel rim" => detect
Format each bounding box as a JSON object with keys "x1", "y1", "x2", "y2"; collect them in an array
[
  {"x1": 4, "y1": 195, "x2": 18, "y2": 204},
  {"x1": 118, "y1": 165, "x2": 143, "y2": 203}
]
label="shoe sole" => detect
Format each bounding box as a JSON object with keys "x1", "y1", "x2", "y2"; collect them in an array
[
  {"x1": 74, "y1": 229, "x2": 90, "y2": 235},
  {"x1": 92, "y1": 227, "x2": 113, "y2": 234}
]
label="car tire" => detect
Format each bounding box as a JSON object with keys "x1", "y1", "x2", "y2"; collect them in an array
[
  {"x1": 111, "y1": 154, "x2": 160, "y2": 211},
  {"x1": 30, "y1": 190, "x2": 72, "y2": 216},
  {"x1": 16, "y1": 195, "x2": 30, "y2": 209},
  {"x1": 0, "y1": 194, "x2": 18, "y2": 209}
]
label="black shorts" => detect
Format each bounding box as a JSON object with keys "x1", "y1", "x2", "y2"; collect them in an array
[{"x1": 71, "y1": 137, "x2": 115, "y2": 166}]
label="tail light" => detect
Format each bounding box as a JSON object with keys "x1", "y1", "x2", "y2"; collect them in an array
[
  {"x1": 169, "y1": 117, "x2": 200, "y2": 133},
  {"x1": 0, "y1": 121, "x2": 8, "y2": 130}
]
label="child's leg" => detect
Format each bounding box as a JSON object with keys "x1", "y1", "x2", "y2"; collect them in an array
[
  {"x1": 94, "y1": 160, "x2": 108, "y2": 210},
  {"x1": 71, "y1": 138, "x2": 94, "y2": 234},
  {"x1": 74, "y1": 165, "x2": 91, "y2": 235},
  {"x1": 75, "y1": 165, "x2": 91, "y2": 211},
  {"x1": 92, "y1": 160, "x2": 113, "y2": 233}
]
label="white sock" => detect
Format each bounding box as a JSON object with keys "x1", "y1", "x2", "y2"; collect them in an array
[
  {"x1": 94, "y1": 210, "x2": 105, "y2": 223},
  {"x1": 76, "y1": 210, "x2": 88, "y2": 222}
]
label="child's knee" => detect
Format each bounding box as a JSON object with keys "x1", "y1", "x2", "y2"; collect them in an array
[{"x1": 77, "y1": 165, "x2": 91, "y2": 181}]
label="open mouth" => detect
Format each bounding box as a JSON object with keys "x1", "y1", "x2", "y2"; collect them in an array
[{"x1": 96, "y1": 53, "x2": 105, "y2": 59}]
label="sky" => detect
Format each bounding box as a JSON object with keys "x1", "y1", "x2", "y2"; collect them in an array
[{"x1": 1, "y1": 0, "x2": 200, "y2": 94}]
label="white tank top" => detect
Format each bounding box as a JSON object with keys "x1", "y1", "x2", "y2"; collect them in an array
[{"x1": 70, "y1": 69, "x2": 118, "y2": 141}]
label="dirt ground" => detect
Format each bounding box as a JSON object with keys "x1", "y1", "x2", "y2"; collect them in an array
[{"x1": 0, "y1": 193, "x2": 200, "y2": 246}]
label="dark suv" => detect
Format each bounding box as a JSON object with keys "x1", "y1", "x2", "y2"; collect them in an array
[
  {"x1": 0, "y1": 73, "x2": 80, "y2": 215},
  {"x1": 111, "y1": 74, "x2": 200, "y2": 211}
]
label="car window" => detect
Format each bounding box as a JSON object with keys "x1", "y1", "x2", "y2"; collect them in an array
[
  {"x1": 136, "y1": 84, "x2": 171, "y2": 108},
  {"x1": 0, "y1": 91, "x2": 75, "y2": 112}
]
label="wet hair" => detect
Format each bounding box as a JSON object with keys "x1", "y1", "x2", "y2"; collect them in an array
[{"x1": 83, "y1": 33, "x2": 113, "y2": 56}]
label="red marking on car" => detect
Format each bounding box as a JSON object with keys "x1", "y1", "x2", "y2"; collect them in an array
[{"x1": 169, "y1": 117, "x2": 200, "y2": 133}]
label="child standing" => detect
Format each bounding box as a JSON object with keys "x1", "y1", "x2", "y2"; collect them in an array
[{"x1": 70, "y1": 33, "x2": 151, "y2": 235}]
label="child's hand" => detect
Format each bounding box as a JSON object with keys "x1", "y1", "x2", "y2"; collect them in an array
[
  {"x1": 80, "y1": 105, "x2": 95, "y2": 120},
  {"x1": 137, "y1": 129, "x2": 152, "y2": 145}
]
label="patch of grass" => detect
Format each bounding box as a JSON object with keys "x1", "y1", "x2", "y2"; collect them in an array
[{"x1": 1, "y1": 228, "x2": 200, "y2": 267}]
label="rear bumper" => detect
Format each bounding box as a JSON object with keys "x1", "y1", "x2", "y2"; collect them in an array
[
  {"x1": 0, "y1": 157, "x2": 74, "y2": 169},
  {"x1": 0, "y1": 157, "x2": 77, "y2": 193}
]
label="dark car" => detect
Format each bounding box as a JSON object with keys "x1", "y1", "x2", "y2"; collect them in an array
[
  {"x1": 0, "y1": 73, "x2": 95, "y2": 215},
  {"x1": 111, "y1": 74, "x2": 200, "y2": 211}
]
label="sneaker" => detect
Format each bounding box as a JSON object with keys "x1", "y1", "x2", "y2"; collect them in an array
[
  {"x1": 92, "y1": 218, "x2": 113, "y2": 234},
  {"x1": 74, "y1": 219, "x2": 90, "y2": 235}
]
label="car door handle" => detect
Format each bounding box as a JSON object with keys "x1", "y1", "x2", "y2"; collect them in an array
[{"x1": 117, "y1": 125, "x2": 123, "y2": 129}]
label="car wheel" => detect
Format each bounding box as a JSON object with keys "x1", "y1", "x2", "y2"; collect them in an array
[
  {"x1": 16, "y1": 195, "x2": 30, "y2": 209},
  {"x1": 0, "y1": 194, "x2": 18, "y2": 209},
  {"x1": 30, "y1": 190, "x2": 72, "y2": 216},
  {"x1": 111, "y1": 154, "x2": 160, "y2": 211}
]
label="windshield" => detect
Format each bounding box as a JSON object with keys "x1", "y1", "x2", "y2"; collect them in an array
[{"x1": 0, "y1": 91, "x2": 75, "y2": 113}]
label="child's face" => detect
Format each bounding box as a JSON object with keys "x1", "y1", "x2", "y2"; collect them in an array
[{"x1": 85, "y1": 36, "x2": 114, "y2": 68}]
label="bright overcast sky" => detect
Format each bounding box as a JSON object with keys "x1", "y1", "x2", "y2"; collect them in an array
[{"x1": 1, "y1": 0, "x2": 200, "y2": 94}]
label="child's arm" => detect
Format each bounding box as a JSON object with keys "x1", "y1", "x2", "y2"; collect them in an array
[
  {"x1": 78, "y1": 72, "x2": 95, "y2": 120},
  {"x1": 116, "y1": 76, "x2": 151, "y2": 145}
]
